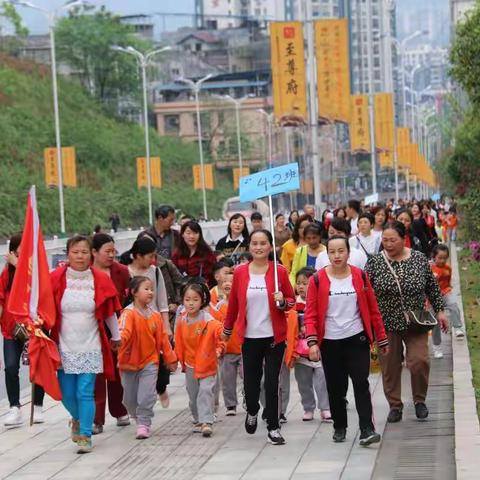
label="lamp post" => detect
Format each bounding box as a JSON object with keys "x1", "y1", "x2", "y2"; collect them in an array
[
  {"x1": 111, "y1": 45, "x2": 171, "y2": 225},
  {"x1": 178, "y1": 74, "x2": 213, "y2": 220},
  {"x1": 214, "y1": 94, "x2": 254, "y2": 175},
  {"x1": 389, "y1": 30, "x2": 428, "y2": 126},
  {"x1": 257, "y1": 109, "x2": 274, "y2": 168},
  {"x1": 12, "y1": 0, "x2": 91, "y2": 233}
]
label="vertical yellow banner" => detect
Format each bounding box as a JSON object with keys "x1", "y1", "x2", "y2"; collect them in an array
[
  {"x1": 270, "y1": 21, "x2": 307, "y2": 125},
  {"x1": 44, "y1": 148, "x2": 58, "y2": 187},
  {"x1": 62, "y1": 147, "x2": 77, "y2": 187},
  {"x1": 374, "y1": 93, "x2": 394, "y2": 152},
  {"x1": 233, "y1": 167, "x2": 250, "y2": 191},
  {"x1": 150, "y1": 157, "x2": 162, "y2": 188},
  {"x1": 315, "y1": 19, "x2": 351, "y2": 123},
  {"x1": 44, "y1": 147, "x2": 77, "y2": 187},
  {"x1": 193, "y1": 164, "x2": 214, "y2": 190},
  {"x1": 349, "y1": 95, "x2": 370, "y2": 153},
  {"x1": 136, "y1": 157, "x2": 147, "y2": 188},
  {"x1": 396, "y1": 128, "x2": 411, "y2": 168},
  {"x1": 379, "y1": 151, "x2": 393, "y2": 168}
]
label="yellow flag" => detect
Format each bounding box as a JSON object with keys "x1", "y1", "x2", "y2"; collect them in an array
[
  {"x1": 136, "y1": 157, "x2": 147, "y2": 188},
  {"x1": 396, "y1": 128, "x2": 411, "y2": 168},
  {"x1": 349, "y1": 95, "x2": 370, "y2": 153},
  {"x1": 374, "y1": 93, "x2": 394, "y2": 153},
  {"x1": 136, "y1": 157, "x2": 161, "y2": 189},
  {"x1": 233, "y1": 167, "x2": 250, "y2": 191},
  {"x1": 193, "y1": 164, "x2": 214, "y2": 190},
  {"x1": 44, "y1": 147, "x2": 77, "y2": 187},
  {"x1": 270, "y1": 22, "x2": 307, "y2": 126},
  {"x1": 315, "y1": 19, "x2": 351, "y2": 123}
]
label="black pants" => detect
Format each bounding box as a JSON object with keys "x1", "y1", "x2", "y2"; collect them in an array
[
  {"x1": 156, "y1": 355, "x2": 170, "y2": 395},
  {"x1": 4, "y1": 338, "x2": 44, "y2": 407},
  {"x1": 242, "y1": 337, "x2": 285, "y2": 431},
  {"x1": 320, "y1": 331, "x2": 373, "y2": 431}
]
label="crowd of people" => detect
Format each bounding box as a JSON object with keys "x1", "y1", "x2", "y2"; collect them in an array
[{"x1": 0, "y1": 197, "x2": 462, "y2": 453}]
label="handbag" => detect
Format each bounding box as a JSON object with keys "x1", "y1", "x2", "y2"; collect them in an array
[
  {"x1": 381, "y1": 251, "x2": 437, "y2": 332},
  {"x1": 13, "y1": 323, "x2": 29, "y2": 343}
]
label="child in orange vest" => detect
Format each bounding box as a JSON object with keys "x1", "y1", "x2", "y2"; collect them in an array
[
  {"x1": 446, "y1": 210, "x2": 458, "y2": 243},
  {"x1": 293, "y1": 267, "x2": 331, "y2": 422},
  {"x1": 209, "y1": 259, "x2": 234, "y2": 306},
  {"x1": 175, "y1": 280, "x2": 225, "y2": 437},
  {"x1": 118, "y1": 276, "x2": 177, "y2": 440},
  {"x1": 210, "y1": 272, "x2": 243, "y2": 416}
]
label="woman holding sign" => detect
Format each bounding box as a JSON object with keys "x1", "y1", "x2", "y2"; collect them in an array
[{"x1": 223, "y1": 229, "x2": 295, "y2": 446}]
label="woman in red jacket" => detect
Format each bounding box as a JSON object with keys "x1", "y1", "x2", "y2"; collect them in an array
[
  {"x1": 305, "y1": 236, "x2": 389, "y2": 446},
  {"x1": 224, "y1": 229, "x2": 295, "y2": 446},
  {"x1": 91, "y1": 233, "x2": 130, "y2": 435}
]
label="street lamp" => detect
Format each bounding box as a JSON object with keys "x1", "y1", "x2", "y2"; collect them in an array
[
  {"x1": 177, "y1": 74, "x2": 214, "y2": 220},
  {"x1": 213, "y1": 94, "x2": 254, "y2": 175},
  {"x1": 256, "y1": 109, "x2": 274, "y2": 168},
  {"x1": 389, "y1": 30, "x2": 428, "y2": 126},
  {"x1": 12, "y1": 0, "x2": 91, "y2": 233},
  {"x1": 111, "y1": 45, "x2": 171, "y2": 225}
]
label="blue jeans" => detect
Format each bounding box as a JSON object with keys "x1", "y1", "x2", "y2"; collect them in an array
[{"x1": 58, "y1": 371, "x2": 96, "y2": 437}]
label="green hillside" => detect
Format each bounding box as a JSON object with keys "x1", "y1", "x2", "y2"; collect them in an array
[{"x1": 0, "y1": 55, "x2": 234, "y2": 237}]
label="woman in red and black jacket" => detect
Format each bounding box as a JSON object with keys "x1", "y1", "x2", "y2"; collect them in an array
[
  {"x1": 224, "y1": 229, "x2": 295, "y2": 446},
  {"x1": 305, "y1": 236, "x2": 388, "y2": 446}
]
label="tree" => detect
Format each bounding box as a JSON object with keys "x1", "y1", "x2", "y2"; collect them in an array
[
  {"x1": 0, "y1": 2, "x2": 28, "y2": 55},
  {"x1": 450, "y1": 4, "x2": 480, "y2": 107},
  {"x1": 55, "y1": 6, "x2": 152, "y2": 105}
]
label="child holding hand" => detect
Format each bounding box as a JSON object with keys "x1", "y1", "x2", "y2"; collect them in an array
[
  {"x1": 118, "y1": 276, "x2": 177, "y2": 440},
  {"x1": 175, "y1": 280, "x2": 225, "y2": 437},
  {"x1": 293, "y1": 267, "x2": 331, "y2": 422}
]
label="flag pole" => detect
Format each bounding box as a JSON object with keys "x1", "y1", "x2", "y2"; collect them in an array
[{"x1": 268, "y1": 195, "x2": 280, "y2": 306}]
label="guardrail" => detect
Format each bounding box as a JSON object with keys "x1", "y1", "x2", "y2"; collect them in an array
[{"x1": 0, "y1": 220, "x2": 229, "y2": 269}]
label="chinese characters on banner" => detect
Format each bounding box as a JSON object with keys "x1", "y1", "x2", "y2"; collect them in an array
[
  {"x1": 315, "y1": 18, "x2": 351, "y2": 124},
  {"x1": 233, "y1": 167, "x2": 251, "y2": 191},
  {"x1": 270, "y1": 22, "x2": 307, "y2": 126},
  {"x1": 349, "y1": 95, "x2": 370, "y2": 153},
  {"x1": 136, "y1": 157, "x2": 162, "y2": 189},
  {"x1": 374, "y1": 93, "x2": 394, "y2": 168},
  {"x1": 43, "y1": 147, "x2": 77, "y2": 188},
  {"x1": 193, "y1": 164, "x2": 214, "y2": 190}
]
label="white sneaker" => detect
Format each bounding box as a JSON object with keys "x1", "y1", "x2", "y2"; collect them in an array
[
  {"x1": 33, "y1": 406, "x2": 45, "y2": 424},
  {"x1": 455, "y1": 329, "x2": 465, "y2": 338},
  {"x1": 433, "y1": 348, "x2": 444, "y2": 359},
  {"x1": 4, "y1": 406, "x2": 23, "y2": 427}
]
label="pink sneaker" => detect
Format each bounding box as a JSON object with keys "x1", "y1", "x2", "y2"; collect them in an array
[
  {"x1": 302, "y1": 411, "x2": 314, "y2": 421},
  {"x1": 136, "y1": 425, "x2": 151, "y2": 439},
  {"x1": 321, "y1": 410, "x2": 332, "y2": 422}
]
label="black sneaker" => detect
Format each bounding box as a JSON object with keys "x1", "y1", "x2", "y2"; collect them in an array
[
  {"x1": 415, "y1": 402, "x2": 429, "y2": 421},
  {"x1": 245, "y1": 413, "x2": 258, "y2": 434},
  {"x1": 359, "y1": 427, "x2": 381, "y2": 446},
  {"x1": 387, "y1": 408, "x2": 403, "y2": 423},
  {"x1": 333, "y1": 428, "x2": 346, "y2": 442},
  {"x1": 226, "y1": 407, "x2": 236, "y2": 416},
  {"x1": 267, "y1": 429, "x2": 286, "y2": 445},
  {"x1": 279, "y1": 413, "x2": 287, "y2": 424}
]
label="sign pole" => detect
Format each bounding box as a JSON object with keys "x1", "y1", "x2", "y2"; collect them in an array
[{"x1": 268, "y1": 195, "x2": 279, "y2": 294}]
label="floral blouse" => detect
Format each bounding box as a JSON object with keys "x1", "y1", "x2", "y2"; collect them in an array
[{"x1": 365, "y1": 250, "x2": 444, "y2": 332}]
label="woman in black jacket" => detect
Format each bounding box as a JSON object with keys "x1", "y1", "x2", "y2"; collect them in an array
[
  {"x1": 395, "y1": 209, "x2": 429, "y2": 255},
  {"x1": 215, "y1": 213, "x2": 250, "y2": 264}
]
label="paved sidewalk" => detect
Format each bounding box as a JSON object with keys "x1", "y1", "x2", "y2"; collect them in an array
[{"x1": 0, "y1": 369, "x2": 388, "y2": 480}]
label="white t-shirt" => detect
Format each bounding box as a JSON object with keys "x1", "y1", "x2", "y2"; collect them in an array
[
  {"x1": 245, "y1": 273, "x2": 273, "y2": 338},
  {"x1": 349, "y1": 233, "x2": 381, "y2": 256},
  {"x1": 350, "y1": 216, "x2": 359, "y2": 236},
  {"x1": 315, "y1": 248, "x2": 368, "y2": 270},
  {"x1": 324, "y1": 274, "x2": 364, "y2": 340}
]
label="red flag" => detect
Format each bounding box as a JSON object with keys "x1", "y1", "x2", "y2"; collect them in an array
[{"x1": 8, "y1": 186, "x2": 62, "y2": 401}]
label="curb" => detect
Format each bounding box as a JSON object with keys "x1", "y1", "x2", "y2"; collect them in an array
[{"x1": 451, "y1": 246, "x2": 480, "y2": 480}]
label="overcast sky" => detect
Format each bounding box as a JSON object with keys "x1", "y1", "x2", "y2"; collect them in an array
[{"x1": 13, "y1": 0, "x2": 194, "y2": 34}]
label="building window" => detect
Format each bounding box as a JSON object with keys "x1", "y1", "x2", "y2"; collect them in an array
[{"x1": 164, "y1": 115, "x2": 180, "y2": 134}]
